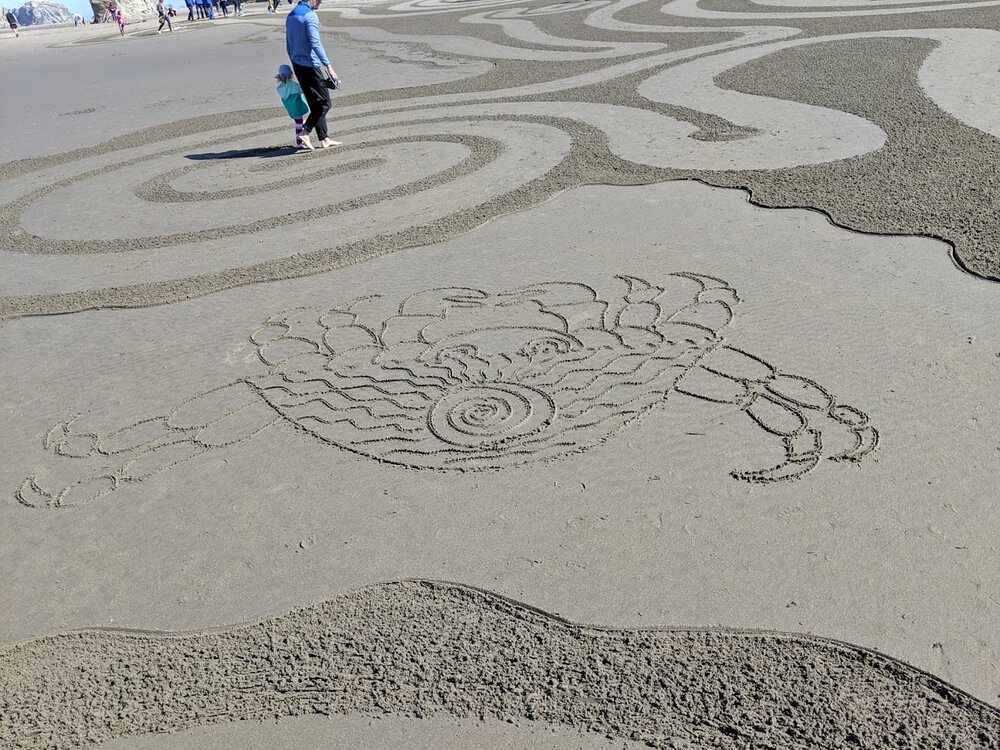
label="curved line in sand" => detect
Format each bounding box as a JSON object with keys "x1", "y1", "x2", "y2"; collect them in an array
[
  {"x1": 912, "y1": 28, "x2": 1000, "y2": 138},
  {"x1": 338, "y1": 24, "x2": 667, "y2": 60},
  {"x1": 2, "y1": 580, "x2": 997, "y2": 749},
  {"x1": 662, "y1": 0, "x2": 1000, "y2": 19}
]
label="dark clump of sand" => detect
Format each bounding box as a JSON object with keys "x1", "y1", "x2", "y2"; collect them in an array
[{"x1": 3, "y1": 581, "x2": 998, "y2": 749}]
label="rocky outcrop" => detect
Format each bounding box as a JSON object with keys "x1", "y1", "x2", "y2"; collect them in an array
[
  {"x1": 3, "y1": 1, "x2": 72, "y2": 25},
  {"x1": 90, "y1": 0, "x2": 155, "y2": 21}
]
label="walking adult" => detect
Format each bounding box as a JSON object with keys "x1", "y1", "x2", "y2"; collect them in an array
[
  {"x1": 285, "y1": 0, "x2": 341, "y2": 149},
  {"x1": 5, "y1": 10, "x2": 18, "y2": 36}
]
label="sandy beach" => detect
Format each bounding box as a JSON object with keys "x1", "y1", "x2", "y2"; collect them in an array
[{"x1": 1, "y1": 0, "x2": 998, "y2": 747}]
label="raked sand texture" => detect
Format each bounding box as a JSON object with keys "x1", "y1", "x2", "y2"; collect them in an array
[
  {"x1": 0, "y1": 0, "x2": 998, "y2": 747},
  {"x1": 3, "y1": 582, "x2": 998, "y2": 749}
]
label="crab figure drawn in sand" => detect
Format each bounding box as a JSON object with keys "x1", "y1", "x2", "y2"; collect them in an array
[{"x1": 19, "y1": 274, "x2": 878, "y2": 508}]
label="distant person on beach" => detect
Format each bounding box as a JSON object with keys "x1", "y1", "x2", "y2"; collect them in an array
[
  {"x1": 218, "y1": 0, "x2": 228, "y2": 16},
  {"x1": 73, "y1": 12, "x2": 83, "y2": 25},
  {"x1": 266, "y1": 0, "x2": 275, "y2": 11},
  {"x1": 285, "y1": 0, "x2": 342, "y2": 149},
  {"x1": 275, "y1": 64, "x2": 312, "y2": 150},
  {"x1": 6, "y1": 10, "x2": 19, "y2": 36},
  {"x1": 115, "y1": 8, "x2": 125, "y2": 34},
  {"x1": 184, "y1": 0, "x2": 194, "y2": 19},
  {"x1": 107, "y1": 0, "x2": 117, "y2": 20},
  {"x1": 157, "y1": 0, "x2": 173, "y2": 32},
  {"x1": 233, "y1": 0, "x2": 243, "y2": 16}
]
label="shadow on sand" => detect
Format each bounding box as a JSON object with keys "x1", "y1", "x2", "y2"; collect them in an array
[{"x1": 186, "y1": 146, "x2": 300, "y2": 160}]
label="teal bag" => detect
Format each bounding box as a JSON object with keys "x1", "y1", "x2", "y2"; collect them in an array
[
  {"x1": 277, "y1": 80, "x2": 310, "y2": 119},
  {"x1": 282, "y1": 92, "x2": 310, "y2": 119}
]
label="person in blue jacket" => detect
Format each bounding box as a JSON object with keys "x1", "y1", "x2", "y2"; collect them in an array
[{"x1": 285, "y1": 0, "x2": 341, "y2": 148}]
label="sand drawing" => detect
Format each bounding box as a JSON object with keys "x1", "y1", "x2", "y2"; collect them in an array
[
  {"x1": 1, "y1": 1, "x2": 997, "y2": 742},
  {"x1": 3, "y1": 0, "x2": 1000, "y2": 321},
  {"x1": 17, "y1": 274, "x2": 877, "y2": 508},
  {"x1": 2, "y1": 580, "x2": 997, "y2": 749}
]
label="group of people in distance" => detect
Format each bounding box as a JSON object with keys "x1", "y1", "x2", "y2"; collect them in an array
[
  {"x1": 101, "y1": 1, "x2": 141, "y2": 34},
  {"x1": 182, "y1": 0, "x2": 246, "y2": 21},
  {"x1": 97, "y1": 0, "x2": 244, "y2": 36}
]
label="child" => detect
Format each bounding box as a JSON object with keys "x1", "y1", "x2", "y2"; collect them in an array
[
  {"x1": 115, "y1": 8, "x2": 125, "y2": 34},
  {"x1": 156, "y1": 0, "x2": 173, "y2": 32},
  {"x1": 275, "y1": 64, "x2": 313, "y2": 150}
]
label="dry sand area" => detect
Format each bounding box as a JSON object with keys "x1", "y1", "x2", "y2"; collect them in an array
[{"x1": 1, "y1": 0, "x2": 999, "y2": 747}]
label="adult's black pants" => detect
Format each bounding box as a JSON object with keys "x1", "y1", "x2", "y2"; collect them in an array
[{"x1": 292, "y1": 64, "x2": 332, "y2": 141}]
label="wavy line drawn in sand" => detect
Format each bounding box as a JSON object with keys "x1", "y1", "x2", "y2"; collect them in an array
[
  {"x1": 662, "y1": 0, "x2": 1000, "y2": 19},
  {"x1": 4, "y1": 3, "x2": 1000, "y2": 319},
  {"x1": 2, "y1": 580, "x2": 997, "y2": 749},
  {"x1": 16, "y1": 274, "x2": 877, "y2": 508}
]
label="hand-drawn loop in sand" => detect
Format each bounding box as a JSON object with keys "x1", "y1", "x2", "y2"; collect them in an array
[
  {"x1": 2, "y1": 581, "x2": 997, "y2": 749},
  {"x1": 7, "y1": 123, "x2": 558, "y2": 256},
  {"x1": 329, "y1": 0, "x2": 536, "y2": 18},
  {"x1": 7, "y1": 5, "x2": 1000, "y2": 318},
  {"x1": 478, "y1": 1, "x2": 615, "y2": 19},
  {"x1": 16, "y1": 274, "x2": 878, "y2": 509},
  {"x1": 4, "y1": 0, "x2": 1000, "y2": 317},
  {"x1": 2, "y1": 115, "x2": 573, "y2": 298},
  {"x1": 428, "y1": 383, "x2": 556, "y2": 448},
  {"x1": 662, "y1": 0, "x2": 1000, "y2": 19}
]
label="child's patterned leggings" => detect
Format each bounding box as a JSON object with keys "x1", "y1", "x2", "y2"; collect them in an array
[{"x1": 294, "y1": 117, "x2": 306, "y2": 147}]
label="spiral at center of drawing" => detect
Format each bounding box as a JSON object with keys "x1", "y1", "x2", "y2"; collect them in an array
[{"x1": 428, "y1": 384, "x2": 555, "y2": 449}]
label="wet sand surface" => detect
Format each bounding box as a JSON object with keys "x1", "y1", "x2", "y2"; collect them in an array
[{"x1": 0, "y1": 1, "x2": 998, "y2": 747}]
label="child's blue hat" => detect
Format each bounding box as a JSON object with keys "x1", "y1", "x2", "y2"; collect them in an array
[{"x1": 277, "y1": 64, "x2": 293, "y2": 77}]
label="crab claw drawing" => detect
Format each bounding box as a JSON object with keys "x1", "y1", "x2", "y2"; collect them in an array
[
  {"x1": 826, "y1": 404, "x2": 880, "y2": 463},
  {"x1": 676, "y1": 345, "x2": 879, "y2": 483},
  {"x1": 18, "y1": 384, "x2": 280, "y2": 508},
  {"x1": 17, "y1": 474, "x2": 119, "y2": 509}
]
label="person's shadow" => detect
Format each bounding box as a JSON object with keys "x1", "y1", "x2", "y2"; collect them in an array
[{"x1": 186, "y1": 146, "x2": 299, "y2": 160}]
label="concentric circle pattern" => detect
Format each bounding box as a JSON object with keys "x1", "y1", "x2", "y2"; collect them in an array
[
  {"x1": 3, "y1": 0, "x2": 1000, "y2": 319},
  {"x1": 429, "y1": 384, "x2": 556, "y2": 449}
]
